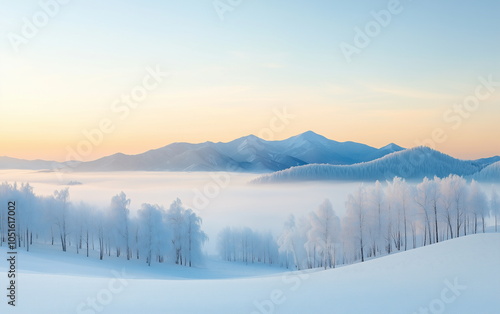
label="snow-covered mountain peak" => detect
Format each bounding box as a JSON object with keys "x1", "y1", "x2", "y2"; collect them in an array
[
  {"x1": 380, "y1": 143, "x2": 405, "y2": 152},
  {"x1": 291, "y1": 131, "x2": 331, "y2": 143}
]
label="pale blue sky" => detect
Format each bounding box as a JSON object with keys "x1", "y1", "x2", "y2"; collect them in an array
[{"x1": 0, "y1": 0, "x2": 499, "y2": 160}]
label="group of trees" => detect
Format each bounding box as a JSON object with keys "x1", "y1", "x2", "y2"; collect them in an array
[
  {"x1": 216, "y1": 199, "x2": 343, "y2": 270},
  {"x1": 217, "y1": 227, "x2": 279, "y2": 265},
  {"x1": 218, "y1": 175, "x2": 500, "y2": 270},
  {"x1": 0, "y1": 183, "x2": 207, "y2": 267},
  {"x1": 1, "y1": 175, "x2": 498, "y2": 271},
  {"x1": 277, "y1": 199, "x2": 341, "y2": 269},
  {"x1": 340, "y1": 175, "x2": 497, "y2": 264}
]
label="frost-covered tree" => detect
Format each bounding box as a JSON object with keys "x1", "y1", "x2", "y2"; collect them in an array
[
  {"x1": 365, "y1": 181, "x2": 385, "y2": 256},
  {"x1": 95, "y1": 208, "x2": 108, "y2": 260},
  {"x1": 72, "y1": 202, "x2": 96, "y2": 257},
  {"x1": 278, "y1": 215, "x2": 301, "y2": 269},
  {"x1": 429, "y1": 177, "x2": 443, "y2": 242},
  {"x1": 440, "y1": 175, "x2": 467, "y2": 238},
  {"x1": 110, "y1": 192, "x2": 132, "y2": 259},
  {"x1": 391, "y1": 178, "x2": 412, "y2": 250},
  {"x1": 467, "y1": 181, "x2": 488, "y2": 234},
  {"x1": 306, "y1": 199, "x2": 340, "y2": 269},
  {"x1": 344, "y1": 185, "x2": 367, "y2": 262},
  {"x1": 165, "y1": 199, "x2": 185, "y2": 265},
  {"x1": 439, "y1": 177, "x2": 455, "y2": 239},
  {"x1": 183, "y1": 208, "x2": 208, "y2": 267},
  {"x1": 0, "y1": 183, "x2": 208, "y2": 267},
  {"x1": 385, "y1": 178, "x2": 404, "y2": 251},
  {"x1": 164, "y1": 199, "x2": 207, "y2": 266},
  {"x1": 137, "y1": 203, "x2": 166, "y2": 266},
  {"x1": 277, "y1": 215, "x2": 310, "y2": 269},
  {"x1": 217, "y1": 227, "x2": 280, "y2": 266},
  {"x1": 217, "y1": 226, "x2": 235, "y2": 262},
  {"x1": 53, "y1": 188, "x2": 70, "y2": 252},
  {"x1": 415, "y1": 177, "x2": 435, "y2": 245},
  {"x1": 18, "y1": 183, "x2": 36, "y2": 251},
  {"x1": 491, "y1": 190, "x2": 500, "y2": 232}
]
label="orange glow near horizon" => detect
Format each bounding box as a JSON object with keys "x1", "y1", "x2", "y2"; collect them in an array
[
  {"x1": 1, "y1": 89, "x2": 499, "y2": 162},
  {"x1": 1, "y1": 126, "x2": 498, "y2": 163},
  {"x1": 1, "y1": 1, "x2": 499, "y2": 165}
]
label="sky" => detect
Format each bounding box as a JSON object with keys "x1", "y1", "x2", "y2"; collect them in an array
[{"x1": 0, "y1": 0, "x2": 499, "y2": 162}]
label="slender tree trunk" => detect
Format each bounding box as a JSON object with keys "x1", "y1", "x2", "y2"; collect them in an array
[
  {"x1": 26, "y1": 228, "x2": 29, "y2": 252},
  {"x1": 447, "y1": 215, "x2": 454, "y2": 239},
  {"x1": 495, "y1": 213, "x2": 498, "y2": 232},
  {"x1": 86, "y1": 230, "x2": 89, "y2": 257},
  {"x1": 434, "y1": 203, "x2": 439, "y2": 243}
]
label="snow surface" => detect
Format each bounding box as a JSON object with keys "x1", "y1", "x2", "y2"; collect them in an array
[{"x1": 1, "y1": 234, "x2": 499, "y2": 313}]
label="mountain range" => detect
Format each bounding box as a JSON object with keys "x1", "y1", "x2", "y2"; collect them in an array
[
  {"x1": 1, "y1": 131, "x2": 499, "y2": 182},
  {"x1": 0, "y1": 131, "x2": 406, "y2": 173}
]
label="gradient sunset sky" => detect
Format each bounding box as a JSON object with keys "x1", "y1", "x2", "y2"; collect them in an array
[{"x1": 1, "y1": 0, "x2": 499, "y2": 162}]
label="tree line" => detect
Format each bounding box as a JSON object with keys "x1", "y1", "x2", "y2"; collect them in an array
[
  {"x1": 217, "y1": 175, "x2": 500, "y2": 269},
  {"x1": 0, "y1": 183, "x2": 207, "y2": 267},
  {"x1": 1, "y1": 175, "x2": 498, "y2": 270}
]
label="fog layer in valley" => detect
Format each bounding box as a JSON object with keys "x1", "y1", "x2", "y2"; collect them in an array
[{"x1": 0, "y1": 170, "x2": 366, "y2": 253}]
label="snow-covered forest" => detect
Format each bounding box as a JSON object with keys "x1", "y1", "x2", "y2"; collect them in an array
[
  {"x1": 0, "y1": 184, "x2": 207, "y2": 267},
  {"x1": 1, "y1": 174, "x2": 498, "y2": 271},
  {"x1": 218, "y1": 175, "x2": 500, "y2": 270},
  {"x1": 253, "y1": 146, "x2": 490, "y2": 183}
]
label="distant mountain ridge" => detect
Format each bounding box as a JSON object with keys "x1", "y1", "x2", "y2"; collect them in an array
[
  {"x1": 0, "y1": 156, "x2": 65, "y2": 170},
  {"x1": 0, "y1": 132, "x2": 499, "y2": 180},
  {"x1": 68, "y1": 131, "x2": 407, "y2": 172},
  {"x1": 253, "y1": 147, "x2": 487, "y2": 183}
]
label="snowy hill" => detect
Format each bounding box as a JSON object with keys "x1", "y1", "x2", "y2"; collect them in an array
[
  {"x1": 254, "y1": 146, "x2": 483, "y2": 183},
  {"x1": 473, "y1": 156, "x2": 500, "y2": 167},
  {"x1": 68, "y1": 131, "x2": 406, "y2": 172},
  {"x1": 0, "y1": 234, "x2": 498, "y2": 313},
  {"x1": 473, "y1": 160, "x2": 500, "y2": 181}
]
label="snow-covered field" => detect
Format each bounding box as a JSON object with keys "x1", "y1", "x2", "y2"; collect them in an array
[
  {"x1": 1, "y1": 234, "x2": 499, "y2": 313},
  {"x1": 1, "y1": 170, "x2": 499, "y2": 313}
]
